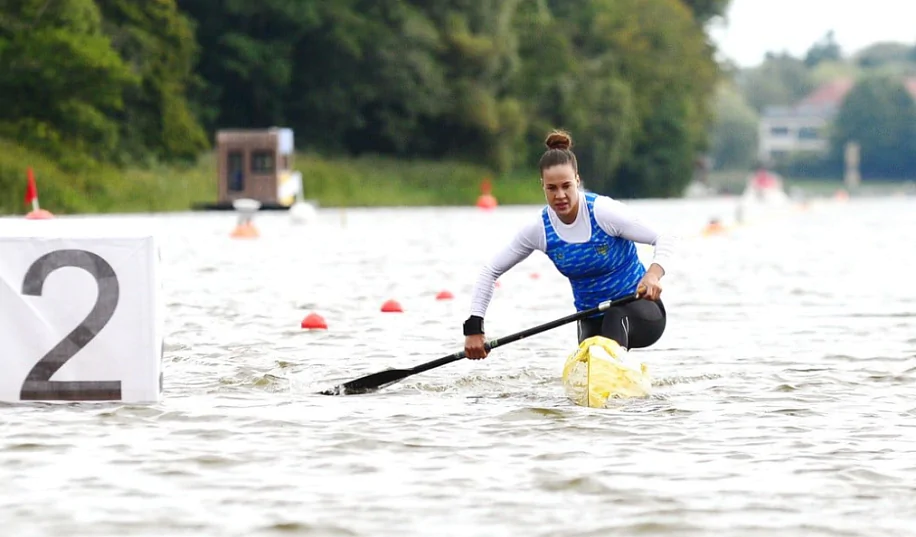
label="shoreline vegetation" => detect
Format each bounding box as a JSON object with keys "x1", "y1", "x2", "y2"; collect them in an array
[
  {"x1": 0, "y1": 138, "x2": 552, "y2": 215},
  {"x1": 0, "y1": 136, "x2": 913, "y2": 215},
  {"x1": 0, "y1": 139, "x2": 910, "y2": 216}
]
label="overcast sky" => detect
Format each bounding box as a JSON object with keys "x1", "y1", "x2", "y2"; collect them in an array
[{"x1": 708, "y1": 0, "x2": 916, "y2": 67}]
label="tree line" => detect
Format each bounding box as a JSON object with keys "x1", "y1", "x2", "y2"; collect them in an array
[
  {"x1": 0, "y1": 0, "x2": 730, "y2": 197},
  {"x1": 710, "y1": 31, "x2": 916, "y2": 180}
]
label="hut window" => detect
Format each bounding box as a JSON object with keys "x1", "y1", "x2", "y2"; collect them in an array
[
  {"x1": 227, "y1": 150, "x2": 244, "y2": 191},
  {"x1": 251, "y1": 150, "x2": 275, "y2": 173}
]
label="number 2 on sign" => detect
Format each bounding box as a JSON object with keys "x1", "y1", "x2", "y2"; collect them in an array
[{"x1": 16, "y1": 249, "x2": 122, "y2": 401}]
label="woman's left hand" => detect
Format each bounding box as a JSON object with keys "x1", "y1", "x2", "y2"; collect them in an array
[{"x1": 637, "y1": 272, "x2": 662, "y2": 301}]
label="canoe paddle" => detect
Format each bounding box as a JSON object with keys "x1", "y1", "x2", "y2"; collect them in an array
[{"x1": 318, "y1": 290, "x2": 643, "y2": 396}]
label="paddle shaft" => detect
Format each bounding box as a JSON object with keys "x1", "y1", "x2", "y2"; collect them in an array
[
  {"x1": 320, "y1": 290, "x2": 643, "y2": 395},
  {"x1": 400, "y1": 290, "x2": 642, "y2": 376}
]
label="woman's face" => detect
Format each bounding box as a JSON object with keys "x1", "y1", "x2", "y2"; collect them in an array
[{"x1": 541, "y1": 164, "x2": 580, "y2": 220}]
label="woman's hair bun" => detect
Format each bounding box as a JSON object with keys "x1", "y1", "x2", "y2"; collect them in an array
[{"x1": 545, "y1": 129, "x2": 573, "y2": 151}]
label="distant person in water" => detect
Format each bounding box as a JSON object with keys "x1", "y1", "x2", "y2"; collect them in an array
[{"x1": 462, "y1": 129, "x2": 676, "y2": 359}]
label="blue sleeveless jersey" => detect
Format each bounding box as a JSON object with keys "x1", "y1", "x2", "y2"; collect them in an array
[{"x1": 542, "y1": 192, "x2": 646, "y2": 313}]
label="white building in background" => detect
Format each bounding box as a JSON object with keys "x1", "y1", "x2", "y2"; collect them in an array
[
  {"x1": 757, "y1": 78, "x2": 854, "y2": 164},
  {"x1": 757, "y1": 104, "x2": 833, "y2": 163},
  {"x1": 757, "y1": 76, "x2": 916, "y2": 165}
]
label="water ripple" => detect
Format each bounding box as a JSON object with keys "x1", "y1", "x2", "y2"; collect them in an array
[{"x1": 3, "y1": 199, "x2": 916, "y2": 536}]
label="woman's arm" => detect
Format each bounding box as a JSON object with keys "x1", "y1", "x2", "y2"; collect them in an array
[
  {"x1": 467, "y1": 218, "x2": 543, "y2": 320},
  {"x1": 592, "y1": 196, "x2": 676, "y2": 277}
]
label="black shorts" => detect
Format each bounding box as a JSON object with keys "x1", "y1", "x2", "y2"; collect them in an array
[{"x1": 576, "y1": 298, "x2": 666, "y2": 349}]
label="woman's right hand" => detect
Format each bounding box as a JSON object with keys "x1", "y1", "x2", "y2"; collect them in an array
[{"x1": 464, "y1": 334, "x2": 489, "y2": 360}]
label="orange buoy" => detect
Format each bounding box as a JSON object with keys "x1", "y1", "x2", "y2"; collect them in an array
[
  {"x1": 476, "y1": 177, "x2": 498, "y2": 210},
  {"x1": 476, "y1": 194, "x2": 497, "y2": 210},
  {"x1": 230, "y1": 198, "x2": 261, "y2": 238},
  {"x1": 230, "y1": 221, "x2": 259, "y2": 238},
  {"x1": 25, "y1": 209, "x2": 54, "y2": 220},
  {"x1": 701, "y1": 218, "x2": 726, "y2": 236}
]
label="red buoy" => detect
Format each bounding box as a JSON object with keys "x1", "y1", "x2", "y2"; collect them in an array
[
  {"x1": 301, "y1": 312, "x2": 328, "y2": 330},
  {"x1": 381, "y1": 299, "x2": 403, "y2": 313}
]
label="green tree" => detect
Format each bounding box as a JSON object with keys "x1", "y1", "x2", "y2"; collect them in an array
[
  {"x1": 830, "y1": 75, "x2": 916, "y2": 179},
  {"x1": 95, "y1": 0, "x2": 209, "y2": 163},
  {"x1": 804, "y1": 30, "x2": 842, "y2": 68},
  {"x1": 0, "y1": 0, "x2": 138, "y2": 165},
  {"x1": 413, "y1": 0, "x2": 527, "y2": 171},
  {"x1": 739, "y1": 53, "x2": 814, "y2": 112},
  {"x1": 855, "y1": 42, "x2": 912, "y2": 69},
  {"x1": 678, "y1": 0, "x2": 730, "y2": 23},
  {"x1": 710, "y1": 82, "x2": 759, "y2": 170},
  {"x1": 590, "y1": 0, "x2": 719, "y2": 197},
  {"x1": 511, "y1": 0, "x2": 647, "y2": 189},
  {"x1": 179, "y1": 0, "x2": 456, "y2": 159},
  {"x1": 176, "y1": 0, "x2": 325, "y2": 132}
]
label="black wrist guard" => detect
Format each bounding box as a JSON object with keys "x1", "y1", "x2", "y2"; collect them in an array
[{"x1": 463, "y1": 315, "x2": 484, "y2": 336}]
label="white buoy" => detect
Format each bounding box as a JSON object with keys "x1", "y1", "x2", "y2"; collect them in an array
[
  {"x1": 230, "y1": 198, "x2": 261, "y2": 238},
  {"x1": 289, "y1": 199, "x2": 317, "y2": 224},
  {"x1": 232, "y1": 198, "x2": 262, "y2": 213}
]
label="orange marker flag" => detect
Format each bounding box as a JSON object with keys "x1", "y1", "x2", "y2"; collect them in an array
[{"x1": 25, "y1": 167, "x2": 39, "y2": 210}]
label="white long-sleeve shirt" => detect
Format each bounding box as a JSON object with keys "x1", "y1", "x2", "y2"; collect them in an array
[{"x1": 468, "y1": 191, "x2": 676, "y2": 318}]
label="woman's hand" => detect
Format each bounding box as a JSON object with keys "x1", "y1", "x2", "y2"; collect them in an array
[
  {"x1": 464, "y1": 334, "x2": 489, "y2": 359},
  {"x1": 637, "y1": 272, "x2": 663, "y2": 301}
]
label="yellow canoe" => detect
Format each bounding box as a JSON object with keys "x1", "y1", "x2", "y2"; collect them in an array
[{"x1": 561, "y1": 336, "x2": 653, "y2": 408}]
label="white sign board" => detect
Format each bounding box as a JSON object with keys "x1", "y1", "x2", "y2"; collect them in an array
[
  {"x1": 0, "y1": 219, "x2": 163, "y2": 403},
  {"x1": 276, "y1": 127, "x2": 294, "y2": 155}
]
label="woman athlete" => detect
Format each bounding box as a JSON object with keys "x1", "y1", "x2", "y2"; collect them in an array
[{"x1": 462, "y1": 129, "x2": 676, "y2": 359}]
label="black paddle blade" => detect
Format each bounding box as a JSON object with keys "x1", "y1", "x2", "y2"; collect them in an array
[{"x1": 318, "y1": 367, "x2": 412, "y2": 396}]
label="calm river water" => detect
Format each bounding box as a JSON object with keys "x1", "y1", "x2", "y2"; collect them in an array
[{"x1": 2, "y1": 194, "x2": 915, "y2": 537}]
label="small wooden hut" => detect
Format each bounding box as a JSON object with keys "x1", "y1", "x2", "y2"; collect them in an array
[{"x1": 208, "y1": 127, "x2": 296, "y2": 209}]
